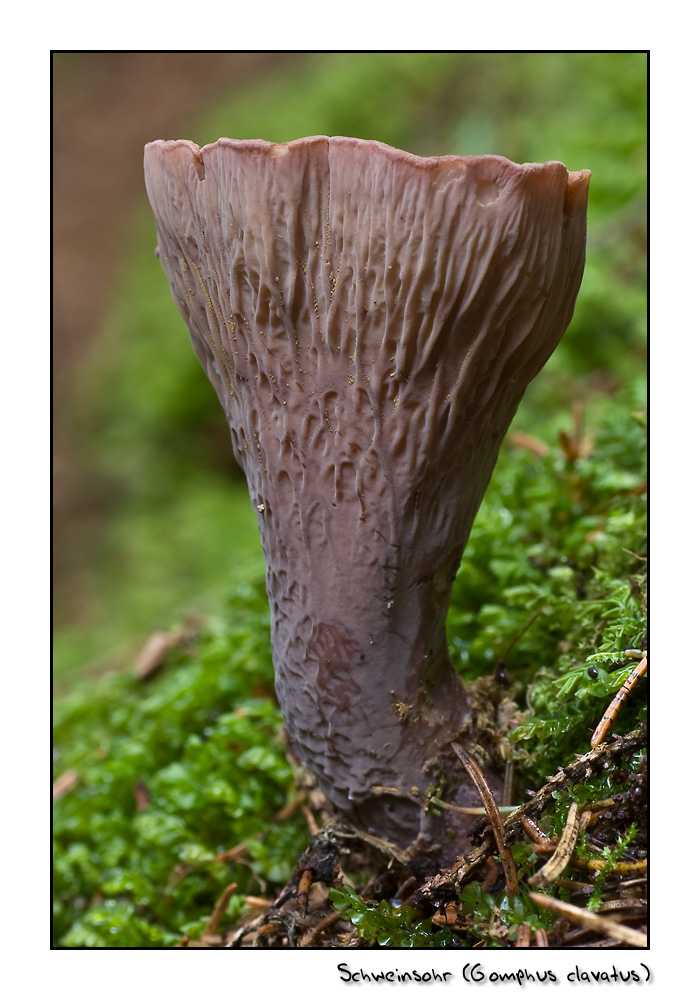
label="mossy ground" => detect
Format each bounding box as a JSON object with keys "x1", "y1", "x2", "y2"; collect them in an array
[{"x1": 53, "y1": 381, "x2": 647, "y2": 947}]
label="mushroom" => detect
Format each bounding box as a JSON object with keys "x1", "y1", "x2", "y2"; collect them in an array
[{"x1": 144, "y1": 135, "x2": 590, "y2": 849}]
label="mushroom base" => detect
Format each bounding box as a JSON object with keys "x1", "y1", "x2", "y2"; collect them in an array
[{"x1": 260, "y1": 503, "x2": 508, "y2": 850}]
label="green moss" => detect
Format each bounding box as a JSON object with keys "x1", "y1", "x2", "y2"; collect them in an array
[
  {"x1": 329, "y1": 886, "x2": 462, "y2": 948},
  {"x1": 447, "y1": 379, "x2": 646, "y2": 786},
  {"x1": 53, "y1": 585, "x2": 308, "y2": 946}
]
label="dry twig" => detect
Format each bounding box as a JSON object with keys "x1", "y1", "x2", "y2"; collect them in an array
[
  {"x1": 204, "y1": 882, "x2": 238, "y2": 937},
  {"x1": 215, "y1": 843, "x2": 250, "y2": 864},
  {"x1": 591, "y1": 655, "x2": 647, "y2": 748},
  {"x1": 573, "y1": 857, "x2": 647, "y2": 875},
  {"x1": 515, "y1": 924, "x2": 531, "y2": 947},
  {"x1": 297, "y1": 868, "x2": 314, "y2": 915},
  {"x1": 52, "y1": 769, "x2": 79, "y2": 801},
  {"x1": 529, "y1": 803, "x2": 580, "y2": 888},
  {"x1": 134, "y1": 626, "x2": 186, "y2": 680},
  {"x1": 299, "y1": 910, "x2": 342, "y2": 947},
  {"x1": 528, "y1": 893, "x2": 647, "y2": 947},
  {"x1": 451, "y1": 743, "x2": 518, "y2": 895},
  {"x1": 274, "y1": 793, "x2": 307, "y2": 822}
]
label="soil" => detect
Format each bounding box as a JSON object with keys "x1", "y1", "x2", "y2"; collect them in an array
[{"x1": 195, "y1": 728, "x2": 649, "y2": 948}]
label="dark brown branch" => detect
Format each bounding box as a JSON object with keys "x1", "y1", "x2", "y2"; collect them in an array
[{"x1": 451, "y1": 743, "x2": 518, "y2": 895}]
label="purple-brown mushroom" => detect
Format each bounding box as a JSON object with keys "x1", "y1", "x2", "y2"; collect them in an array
[{"x1": 144, "y1": 135, "x2": 590, "y2": 850}]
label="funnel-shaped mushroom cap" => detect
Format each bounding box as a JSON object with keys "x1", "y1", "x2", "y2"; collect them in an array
[{"x1": 145, "y1": 136, "x2": 590, "y2": 846}]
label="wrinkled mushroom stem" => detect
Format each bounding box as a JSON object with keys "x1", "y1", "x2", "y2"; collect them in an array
[
  {"x1": 145, "y1": 135, "x2": 590, "y2": 850},
  {"x1": 257, "y1": 385, "x2": 514, "y2": 847}
]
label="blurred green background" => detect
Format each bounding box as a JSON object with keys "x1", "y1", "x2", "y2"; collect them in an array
[{"x1": 53, "y1": 52, "x2": 647, "y2": 685}]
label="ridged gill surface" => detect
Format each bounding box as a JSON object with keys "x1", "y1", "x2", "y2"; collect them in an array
[{"x1": 145, "y1": 135, "x2": 590, "y2": 847}]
